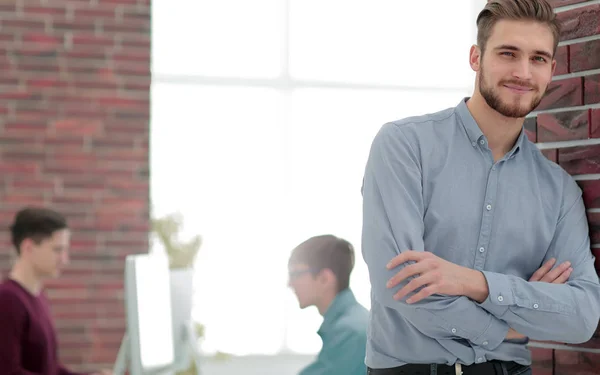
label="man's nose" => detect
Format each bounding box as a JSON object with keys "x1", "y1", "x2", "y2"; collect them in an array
[{"x1": 512, "y1": 57, "x2": 533, "y2": 81}]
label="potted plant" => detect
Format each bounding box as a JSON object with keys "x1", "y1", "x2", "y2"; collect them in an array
[{"x1": 151, "y1": 213, "x2": 204, "y2": 375}]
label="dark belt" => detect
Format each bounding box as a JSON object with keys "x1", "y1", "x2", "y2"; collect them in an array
[{"x1": 367, "y1": 360, "x2": 529, "y2": 375}]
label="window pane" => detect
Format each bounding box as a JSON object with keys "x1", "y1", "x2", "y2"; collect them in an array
[
  {"x1": 151, "y1": 83, "x2": 289, "y2": 355},
  {"x1": 152, "y1": 0, "x2": 283, "y2": 78},
  {"x1": 290, "y1": 0, "x2": 476, "y2": 88},
  {"x1": 284, "y1": 88, "x2": 468, "y2": 353}
]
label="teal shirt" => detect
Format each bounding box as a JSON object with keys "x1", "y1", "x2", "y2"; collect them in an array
[{"x1": 299, "y1": 289, "x2": 369, "y2": 375}]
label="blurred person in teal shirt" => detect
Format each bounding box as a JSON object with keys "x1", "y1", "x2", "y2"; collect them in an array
[{"x1": 288, "y1": 234, "x2": 369, "y2": 375}]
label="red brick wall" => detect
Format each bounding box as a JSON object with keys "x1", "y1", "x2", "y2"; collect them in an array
[
  {"x1": 0, "y1": 0, "x2": 150, "y2": 372},
  {"x1": 526, "y1": 1, "x2": 600, "y2": 374}
]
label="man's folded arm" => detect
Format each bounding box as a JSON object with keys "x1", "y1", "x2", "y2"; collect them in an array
[
  {"x1": 361, "y1": 122, "x2": 509, "y2": 349},
  {"x1": 477, "y1": 188, "x2": 600, "y2": 343}
]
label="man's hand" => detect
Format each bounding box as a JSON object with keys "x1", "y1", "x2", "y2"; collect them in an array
[
  {"x1": 529, "y1": 258, "x2": 572, "y2": 283},
  {"x1": 386, "y1": 252, "x2": 574, "y2": 305},
  {"x1": 506, "y1": 328, "x2": 527, "y2": 340},
  {"x1": 506, "y1": 258, "x2": 573, "y2": 340},
  {"x1": 385, "y1": 251, "x2": 482, "y2": 304}
]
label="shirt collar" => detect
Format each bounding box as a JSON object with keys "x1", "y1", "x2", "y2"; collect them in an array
[
  {"x1": 318, "y1": 288, "x2": 357, "y2": 336},
  {"x1": 455, "y1": 97, "x2": 526, "y2": 159}
]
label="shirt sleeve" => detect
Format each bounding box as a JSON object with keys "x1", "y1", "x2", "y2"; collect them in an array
[
  {"x1": 361, "y1": 122, "x2": 509, "y2": 350},
  {"x1": 298, "y1": 329, "x2": 365, "y2": 375},
  {"x1": 0, "y1": 291, "x2": 45, "y2": 375},
  {"x1": 478, "y1": 184, "x2": 600, "y2": 343}
]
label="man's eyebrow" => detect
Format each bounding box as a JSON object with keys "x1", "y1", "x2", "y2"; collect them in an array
[{"x1": 494, "y1": 44, "x2": 553, "y2": 59}]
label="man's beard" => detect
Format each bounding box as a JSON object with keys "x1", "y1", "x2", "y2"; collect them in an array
[{"x1": 478, "y1": 67, "x2": 544, "y2": 118}]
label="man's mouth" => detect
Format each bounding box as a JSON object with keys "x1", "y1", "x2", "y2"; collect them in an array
[{"x1": 503, "y1": 83, "x2": 534, "y2": 92}]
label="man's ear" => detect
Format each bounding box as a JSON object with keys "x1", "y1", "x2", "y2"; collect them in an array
[
  {"x1": 19, "y1": 238, "x2": 35, "y2": 256},
  {"x1": 318, "y1": 268, "x2": 337, "y2": 286},
  {"x1": 469, "y1": 44, "x2": 482, "y2": 72}
]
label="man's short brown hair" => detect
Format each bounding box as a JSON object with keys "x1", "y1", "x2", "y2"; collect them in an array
[
  {"x1": 476, "y1": 0, "x2": 561, "y2": 56},
  {"x1": 289, "y1": 234, "x2": 355, "y2": 293},
  {"x1": 10, "y1": 207, "x2": 68, "y2": 255}
]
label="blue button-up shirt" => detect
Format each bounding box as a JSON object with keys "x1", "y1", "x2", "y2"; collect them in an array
[
  {"x1": 299, "y1": 289, "x2": 368, "y2": 375},
  {"x1": 361, "y1": 97, "x2": 600, "y2": 369}
]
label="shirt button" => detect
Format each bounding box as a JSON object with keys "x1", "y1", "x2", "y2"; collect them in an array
[
  {"x1": 479, "y1": 139, "x2": 485, "y2": 145},
  {"x1": 451, "y1": 328, "x2": 457, "y2": 333},
  {"x1": 492, "y1": 166, "x2": 496, "y2": 171},
  {"x1": 483, "y1": 341, "x2": 488, "y2": 346},
  {"x1": 479, "y1": 247, "x2": 485, "y2": 253},
  {"x1": 477, "y1": 357, "x2": 484, "y2": 363},
  {"x1": 486, "y1": 204, "x2": 492, "y2": 211},
  {"x1": 472, "y1": 141, "x2": 477, "y2": 147},
  {"x1": 497, "y1": 296, "x2": 504, "y2": 302},
  {"x1": 533, "y1": 303, "x2": 539, "y2": 309}
]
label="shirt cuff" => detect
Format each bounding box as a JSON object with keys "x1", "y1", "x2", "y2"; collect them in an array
[
  {"x1": 478, "y1": 271, "x2": 512, "y2": 317},
  {"x1": 469, "y1": 313, "x2": 509, "y2": 350}
]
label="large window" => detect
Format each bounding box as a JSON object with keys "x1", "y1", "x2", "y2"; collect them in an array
[{"x1": 151, "y1": 0, "x2": 487, "y2": 356}]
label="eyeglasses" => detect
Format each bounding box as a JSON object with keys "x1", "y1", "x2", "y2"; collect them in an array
[{"x1": 288, "y1": 268, "x2": 320, "y2": 280}]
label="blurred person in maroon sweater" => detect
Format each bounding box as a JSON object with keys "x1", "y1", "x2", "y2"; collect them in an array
[{"x1": 0, "y1": 207, "x2": 111, "y2": 375}]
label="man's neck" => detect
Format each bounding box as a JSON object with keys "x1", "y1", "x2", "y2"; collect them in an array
[
  {"x1": 466, "y1": 94, "x2": 525, "y2": 162},
  {"x1": 9, "y1": 261, "x2": 43, "y2": 295},
  {"x1": 316, "y1": 290, "x2": 337, "y2": 317}
]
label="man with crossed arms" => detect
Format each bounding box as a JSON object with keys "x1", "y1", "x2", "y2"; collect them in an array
[{"x1": 360, "y1": 0, "x2": 600, "y2": 374}]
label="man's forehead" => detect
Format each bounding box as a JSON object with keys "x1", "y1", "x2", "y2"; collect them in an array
[
  {"x1": 288, "y1": 263, "x2": 310, "y2": 270},
  {"x1": 487, "y1": 20, "x2": 554, "y2": 52}
]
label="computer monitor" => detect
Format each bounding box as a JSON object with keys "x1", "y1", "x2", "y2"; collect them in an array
[
  {"x1": 169, "y1": 267, "x2": 196, "y2": 372},
  {"x1": 113, "y1": 253, "x2": 176, "y2": 375}
]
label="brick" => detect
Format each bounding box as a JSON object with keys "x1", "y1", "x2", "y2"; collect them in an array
[
  {"x1": 72, "y1": 34, "x2": 115, "y2": 47},
  {"x1": 559, "y1": 144, "x2": 600, "y2": 175},
  {"x1": 119, "y1": 34, "x2": 150, "y2": 48},
  {"x1": 570, "y1": 39, "x2": 600, "y2": 72},
  {"x1": 585, "y1": 75, "x2": 600, "y2": 105},
  {"x1": 123, "y1": 8, "x2": 151, "y2": 20},
  {"x1": 577, "y1": 180, "x2": 600, "y2": 208},
  {"x1": 1, "y1": 19, "x2": 46, "y2": 31},
  {"x1": 22, "y1": 32, "x2": 63, "y2": 49},
  {"x1": 591, "y1": 109, "x2": 600, "y2": 138},
  {"x1": 4, "y1": 121, "x2": 49, "y2": 134},
  {"x1": 557, "y1": 4, "x2": 600, "y2": 41},
  {"x1": 531, "y1": 347, "x2": 554, "y2": 369},
  {"x1": 73, "y1": 8, "x2": 117, "y2": 19},
  {"x1": 102, "y1": 0, "x2": 137, "y2": 3},
  {"x1": 113, "y1": 61, "x2": 150, "y2": 76},
  {"x1": 588, "y1": 213, "x2": 600, "y2": 245},
  {"x1": 537, "y1": 109, "x2": 589, "y2": 142},
  {"x1": 50, "y1": 119, "x2": 103, "y2": 136},
  {"x1": 23, "y1": 6, "x2": 67, "y2": 16},
  {"x1": 112, "y1": 48, "x2": 150, "y2": 62},
  {"x1": 555, "y1": 350, "x2": 600, "y2": 375},
  {"x1": 537, "y1": 77, "x2": 583, "y2": 111},
  {"x1": 52, "y1": 18, "x2": 98, "y2": 32},
  {"x1": 554, "y1": 45, "x2": 569, "y2": 75},
  {"x1": 100, "y1": 19, "x2": 150, "y2": 34},
  {"x1": 530, "y1": 368, "x2": 553, "y2": 375}
]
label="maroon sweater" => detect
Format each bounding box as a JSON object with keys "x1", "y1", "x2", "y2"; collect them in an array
[{"x1": 0, "y1": 279, "x2": 86, "y2": 375}]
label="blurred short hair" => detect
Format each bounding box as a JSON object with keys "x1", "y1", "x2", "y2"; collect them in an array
[
  {"x1": 10, "y1": 207, "x2": 68, "y2": 254},
  {"x1": 289, "y1": 234, "x2": 355, "y2": 293}
]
